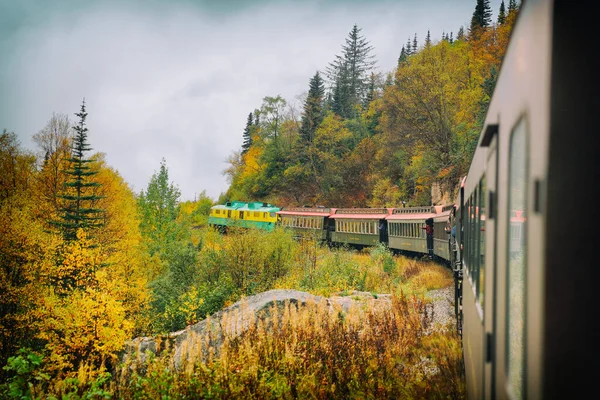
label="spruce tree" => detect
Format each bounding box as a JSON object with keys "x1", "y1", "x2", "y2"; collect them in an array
[
  {"x1": 498, "y1": 0, "x2": 506, "y2": 24},
  {"x1": 412, "y1": 33, "x2": 418, "y2": 53},
  {"x1": 299, "y1": 71, "x2": 325, "y2": 143},
  {"x1": 326, "y1": 24, "x2": 376, "y2": 119},
  {"x1": 362, "y1": 72, "x2": 377, "y2": 110},
  {"x1": 457, "y1": 26, "x2": 465, "y2": 41},
  {"x1": 508, "y1": 0, "x2": 518, "y2": 13},
  {"x1": 241, "y1": 112, "x2": 253, "y2": 154},
  {"x1": 449, "y1": 31, "x2": 454, "y2": 44},
  {"x1": 384, "y1": 72, "x2": 393, "y2": 87},
  {"x1": 425, "y1": 30, "x2": 431, "y2": 47},
  {"x1": 470, "y1": 0, "x2": 492, "y2": 33},
  {"x1": 405, "y1": 37, "x2": 412, "y2": 56},
  {"x1": 398, "y1": 46, "x2": 407, "y2": 65},
  {"x1": 331, "y1": 67, "x2": 351, "y2": 118},
  {"x1": 56, "y1": 99, "x2": 104, "y2": 241}
]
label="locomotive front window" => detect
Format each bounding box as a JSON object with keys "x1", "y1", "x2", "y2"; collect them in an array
[{"x1": 506, "y1": 117, "x2": 528, "y2": 400}]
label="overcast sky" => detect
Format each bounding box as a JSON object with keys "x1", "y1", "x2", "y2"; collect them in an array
[{"x1": 0, "y1": 0, "x2": 503, "y2": 201}]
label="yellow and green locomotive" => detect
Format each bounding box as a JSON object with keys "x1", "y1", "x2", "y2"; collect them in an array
[{"x1": 208, "y1": 201, "x2": 280, "y2": 231}]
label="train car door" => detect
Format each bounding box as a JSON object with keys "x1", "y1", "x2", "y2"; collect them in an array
[{"x1": 379, "y1": 220, "x2": 388, "y2": 245}]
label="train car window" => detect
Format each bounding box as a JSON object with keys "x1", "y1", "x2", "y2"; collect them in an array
[
  {"x1": 474, "y1": 186, "x2": 481, "y2": 297},
  {"x1": 506, "y1": 117, "x2": 528, "y2": 400},
  {"x1": 466, "y1": 197, "x2": 472, "y2": 276},
  {"x1": 478, "y1": 176, "x2": 486, "y2": 310}
]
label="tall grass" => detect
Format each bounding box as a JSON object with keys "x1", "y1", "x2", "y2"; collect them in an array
[{"x1": 115, "y1": 292, "x2": 465, "y2": 399}]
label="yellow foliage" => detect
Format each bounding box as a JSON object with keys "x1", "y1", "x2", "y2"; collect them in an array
[
  {"x1": 369, "y1": 177, "x2": 402, "y2": 207},
  {"x1": 88, "y1": 154, "x2": 151, "y2": 333},
  {"x1": 0, "y1": 195, "x2": 59, "y2": 360},
  {"x1": 34, "y1": 283, "x2": 133, "y2": 375},
  {"x1": 241, "y1": 140, "x2": 264, "y2": 178},
  {"x1": 165, "y1": 286, "x2": 205, "y2": 326}
]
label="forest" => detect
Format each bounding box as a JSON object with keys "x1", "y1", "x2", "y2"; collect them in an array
[{"x1": 0, "y1": 1, "x2": 517, "y2": 398}]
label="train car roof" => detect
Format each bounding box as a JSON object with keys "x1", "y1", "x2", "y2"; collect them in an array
[
  {"x1": 329, "y1": 208, "x2": 391, "y2": 220},
  {"x1": 386, "y1": 212, "x2": 435, "y2": 221},
  {"x1": 277, "y1": 207, "x2": 335, "y2": 217},
  {"x1": 211, "y1": 201, "x2": 280, "y2": 212}
]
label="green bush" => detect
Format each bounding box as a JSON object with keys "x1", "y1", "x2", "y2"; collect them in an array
[
  {"x1": 1, "y1": 348, "x2": 49, "y2": 399},
  {"x1": 370, "y1": 242, "x2": 397, "y2": 275}
]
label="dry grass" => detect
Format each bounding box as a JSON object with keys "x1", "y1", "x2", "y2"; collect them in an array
[{"x1": 116, "y1": 292, "x2": 465, "y2": 399}]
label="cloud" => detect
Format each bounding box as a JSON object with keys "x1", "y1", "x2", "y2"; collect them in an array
[{"x1": 1, "y1": 0, "x2": 497, "y2": 201}]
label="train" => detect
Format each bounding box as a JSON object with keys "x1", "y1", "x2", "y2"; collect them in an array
[
  {"x1": 208, "y1": 201, "x2": 456, "y2": 260},
  {"x1": 209, "y1": 0, "x2": 595, "y2": 398}
]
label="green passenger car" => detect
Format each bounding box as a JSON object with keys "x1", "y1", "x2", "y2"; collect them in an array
[
  {"x1": 329, "y1": 208, "x2": 391, "y2": 248},
  {"x1": 277, "y1": 207, "x2": 334, "y2": 241},
  {"x1": 208, "y1": 201, "x2": 280, "y2": 231},
  {"x1": 386, "y1": 207, "x2": 435, "y2": 255}
]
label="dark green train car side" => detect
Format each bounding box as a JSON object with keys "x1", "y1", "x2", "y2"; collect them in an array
[
  {"x1": 276, "y1": 207, "x2": 334, "y2": 241},
  {"x1": 329, "y1": 208, "x2": 392, "y2": 248},
  {"x1": 386, "y1": 206, "x2": 434, "y2": 255}
]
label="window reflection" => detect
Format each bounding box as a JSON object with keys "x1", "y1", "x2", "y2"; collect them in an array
[{"x1": 507, "y1": 118, "x2": 527, "y2": 400}]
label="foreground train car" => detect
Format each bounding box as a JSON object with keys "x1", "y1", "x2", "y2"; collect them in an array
[{"x1": 456, "y1": 0, "x2": 595, "y2": 398}]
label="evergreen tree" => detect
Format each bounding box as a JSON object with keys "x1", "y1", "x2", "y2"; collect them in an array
[
  {"x1": 498, "y1": 0, "x2": 506, "y2": 24},
  {"x1": 470, "y1": 0, "x2": 492, "y2": 33},
  {"x1": 363, "y1": 72, "x2": 377, "y2": 110},
  {"x1": 137, "y1": 158, "x2": 181, "y2": 257},
  {"x1": 412, "y1": 33, "x2": 418, "y2": 53},
  {"x1": 241, "y1": 112, "x2": 253, "y2": 154},
  {"x1": 398, "y1": 46, "x2": 408, "y2": 65},
  {"x1": 425, "y1": 30, "x2": 431, "y2": 47},
  {"x1": 331, "y1": 67, "x2": 351, "y2": 118},
  {"x1": 299, "y1": 71, "x2": 325, "y2": 143},
  {"x1": 326, "y1": 24, "x2": 376, "y2": 119},
  {"x1": 323, "y1": 91, "x2": 334, "y2": 115},
  {"x1": 457, "y1": 26, "x2": 465, "y2": 41},
  {"x1": 449, "y1": 31, "x2": 454, "y2": 44},
  {"x1": 55, "y1": 99, "x2": 104, "y2": 241},
  {"x1": 508, "y1": 0, "x2": 518, "y2": 13},
  {"x1": 384, "y1": 72, "x2": 394, "y2": 87},
  {"x1": 405, "y1": 37, "x2": 412, "y2": 56}
]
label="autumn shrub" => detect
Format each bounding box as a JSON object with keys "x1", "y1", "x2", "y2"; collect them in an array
[
  {"x1": 219, "y1": 227, "x2": 295, "y2": 296},
  {"x1": 298, "y1": 246, "x2": 365, "y2": 296},
  {"x1": 369, "y1": 242, "x2": 397, "y2": 275}
]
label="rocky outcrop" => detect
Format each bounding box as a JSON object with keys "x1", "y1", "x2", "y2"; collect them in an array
[
  {"x1": 122, "y1": 287, "x2": 455, "y2": 369},
  {"x1": 123, "y1": 289, "x2": 392, "y2": 368}
]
